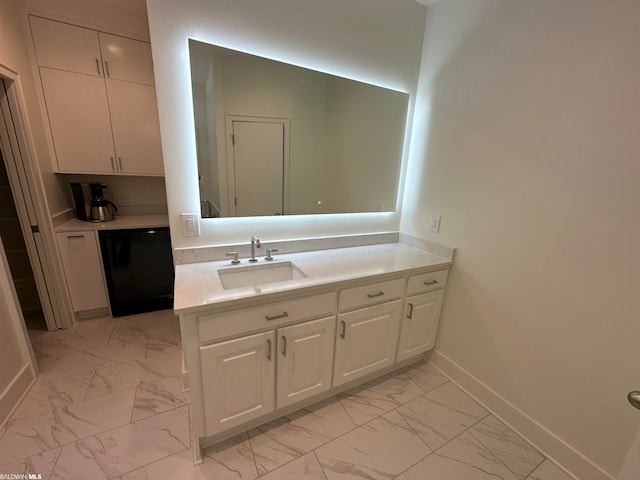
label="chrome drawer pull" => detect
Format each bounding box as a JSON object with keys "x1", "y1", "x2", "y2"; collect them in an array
[
  {"x1": 424, "y1": 280, "x2": 439, "y2": 286},
  {"x1": 407, "y1": 303, "x2": 414, "y2": 319},
  {"x1": 340, "y1": 320, "x2": 346, "y2": 339},
  {"x1": 267, "y1": 339, "x2": 272, "y2": 361},
  {"x1": 265, "y1": 312, "x2": 288, "y2": 321},
  {"x1": 367, "y1": 291, "x2": 385, "y2": 298}
]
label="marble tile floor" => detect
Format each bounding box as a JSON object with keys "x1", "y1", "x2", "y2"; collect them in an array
[{"x1": 0, "y1": 310, "x2": 574, "y2": 480}]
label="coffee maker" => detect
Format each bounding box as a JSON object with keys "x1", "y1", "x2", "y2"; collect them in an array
[{"x1": 70, "y1": 182, "x2": 118, "y2": 222}]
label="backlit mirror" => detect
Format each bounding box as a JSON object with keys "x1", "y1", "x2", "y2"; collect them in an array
[{"x1": 189, "y1": 39, "x2": 409, "y2": 218}]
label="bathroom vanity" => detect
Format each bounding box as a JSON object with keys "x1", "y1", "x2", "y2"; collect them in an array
[{"x1": 173, "y1": 240, "x2": 452, "y2": 461}]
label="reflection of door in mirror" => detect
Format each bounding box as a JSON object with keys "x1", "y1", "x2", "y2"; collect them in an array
[{"x1": 227, "y1": 117, "x2": 289, "y2": 216}]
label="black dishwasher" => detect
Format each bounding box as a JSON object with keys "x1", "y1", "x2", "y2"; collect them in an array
[{"x1": 99, "y1": 227, "x2": 174, "y2": 317}]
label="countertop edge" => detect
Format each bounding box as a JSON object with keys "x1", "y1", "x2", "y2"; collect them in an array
[{"x1": 174, "y1": 257, "x2": 452, "y2": 316}]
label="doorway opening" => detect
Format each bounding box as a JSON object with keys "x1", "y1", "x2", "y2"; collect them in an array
[{"x1": 0, "y1": 149, "x2": 46, "y2": 330}]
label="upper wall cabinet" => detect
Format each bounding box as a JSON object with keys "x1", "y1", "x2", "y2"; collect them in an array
[{"x1": 29, "y1": 16, "x2": 163, "y2": 176}]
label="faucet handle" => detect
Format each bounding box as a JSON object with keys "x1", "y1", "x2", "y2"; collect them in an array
[
  {"x1": 265, "y1": 248, "x2": 278, "y2": 261},
  {"x1": 225, "y1": 251, "x2": 240, "y2": 264}
]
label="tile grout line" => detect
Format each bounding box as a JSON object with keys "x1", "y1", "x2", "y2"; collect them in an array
[{"x1": 466, "y1": 421, "x2": 547, "y2": 480}]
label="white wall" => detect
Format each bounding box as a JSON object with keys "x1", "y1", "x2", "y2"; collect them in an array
[
  {"x1": 401, "y1": 0, "x2": 640, "y2": 477},
  {"x1": 146, "y1": 0, "x2": 426, "y2": 248}
]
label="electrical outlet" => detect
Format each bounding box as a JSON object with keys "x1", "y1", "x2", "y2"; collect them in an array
[
  {"x1": 181, "y1": 213, "x2": 200, "y2": 237},
  {"x1": 118, "y1": 195, "x2": 130, "y2": 206},
  {"x1": 429, "y1": 214, "x2": 441, "y2": 233}
]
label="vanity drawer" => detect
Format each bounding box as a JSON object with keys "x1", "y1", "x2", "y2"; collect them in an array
[
  {"x1": 339, "y1": 278, "x2": 405, "y2": 312},
  {"x1": 406, "y1": 269, "x2": 448, "y2": 296},
  {"x1": 198, "y1": 292, "x2": 337, "y2": 342}
]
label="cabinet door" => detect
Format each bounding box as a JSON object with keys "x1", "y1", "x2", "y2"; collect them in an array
[
  {"x1": 333, "y1": 299, "x2": 402, "y2": 387},
  {"x1": 106, "y1": 79, "x2": 164, "y2": 175},
  {"x1": 276, "y1": 316, "x2": 336, "y2": 408},
  {"x1": 55, "y1": 231, "x2": 108, "y2": 312},
  {"x1": 98, "y1": 33, "x2": 155, "y2": 86},
  {"x1": 40, "y1": 67, "x2": 116, "y2": 174},
  {"x1": 30, "y1": 16, "x2": 102, "y2": 76},
  {"x1": 200, "y1": 331, "x2": 275, "y2": 435},
  {"x1": 396, "y1": 290, "x2": 444, "y2": 362}
]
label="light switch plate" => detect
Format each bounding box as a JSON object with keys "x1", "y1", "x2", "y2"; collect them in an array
[
  {"x1": 429, "y1": 214, "x2": 441, "y2": 233},
  {"x1": 181, "y1": 213, "x2": 200, "y2": 237}
]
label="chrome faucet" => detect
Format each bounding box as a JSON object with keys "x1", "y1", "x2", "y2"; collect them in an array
[{"x1": 249, "y1": 236, "x2": 261, "y2": 262}]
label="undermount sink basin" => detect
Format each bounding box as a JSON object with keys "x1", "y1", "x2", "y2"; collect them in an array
[{"x1": 218, "y1": 261, "x2": 307, "y2": 290}]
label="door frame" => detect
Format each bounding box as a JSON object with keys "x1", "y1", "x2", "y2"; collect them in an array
[
  {"x1": 0, "y1": 63, "x2": 73, "y2": 330},
  {"x1": 224, "y1": 115, "x2": 290, "y2": 217}
]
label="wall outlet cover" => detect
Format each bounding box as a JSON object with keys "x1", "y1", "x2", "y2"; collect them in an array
[{"x1": 181, "y1": 213, "x2": 200, "y2": 237}]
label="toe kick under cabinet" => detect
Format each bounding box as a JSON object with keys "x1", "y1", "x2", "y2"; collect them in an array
[{"x1": 180, "y1": 265, "x2": 449, "y2": 460}]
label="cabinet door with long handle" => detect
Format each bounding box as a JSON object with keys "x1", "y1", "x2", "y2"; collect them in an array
[
  {"x1": 40, "y1": 68, "x2": 116, "y2": 174},
  {"x1": 29, "y1": 16, "x2": 102, "y2": 76},
  {"x1": 200, "y1": 331, "x2": 275, "y2": 436},
  {"x1": 106, "y1": 79, "x2": 164, "y2": 176},
  {"x1": 98, "y1": 33, "x2": 155, "y2": 86},
  {"x1": 276, "y1": 316, "x2": 336, "y2": 409}
]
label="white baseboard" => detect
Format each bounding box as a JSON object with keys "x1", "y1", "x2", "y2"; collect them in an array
[
  {"x1": 0, "y1": 364, "x2": 36, "y2": 430},
  {"x1": 431, "y1": 350, "x2": 613, "y2": 480}
]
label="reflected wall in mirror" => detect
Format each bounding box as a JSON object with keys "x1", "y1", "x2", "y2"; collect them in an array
[{"x1": 189, "y1": 39, "x2": 409, "y2": 218}]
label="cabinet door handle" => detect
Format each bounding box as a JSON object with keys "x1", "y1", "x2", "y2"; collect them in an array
[
  {"x1": 267, "y1": 338, "x2": 272, "y2": 361},
  {"x1": 95, "y1": 58, "x2": 101, "y2": 75},
  {"x1": 118, "y1": 157, "x2": 123, "y2": 172},
  {"x1": 265, "y1": 312, "x2": 288, "y2": 321},
  {"x1": 340, "y1": 320, "x2": 346, "y2": 339},
  {"x1": 66, "y1": 234, "x2": 84, "y2": 239},
  {"x1": 110, "y1": 156, "x2": 115, "y2": 172},
  {"x1": 367, "y1": 291, "x2": 385, "y2": 298},
  {"x1": 424, "y1": 280, "x2": 439, "y2": 286},
  {"x1": 104, "y1": 60, "x2": 110, "y2": 77},
  {"x1": 407, "y1": 303, "x2": 414, "y2": 319},
  {"x1": 282, "y1": 335, "x2": 287, "y2": 357}
]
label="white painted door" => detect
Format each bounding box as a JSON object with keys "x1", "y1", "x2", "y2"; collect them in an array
[
  {"x1": 55, "y1": 231, "x2": 108, "y2": 312},
  {"x1": 276, "y1": 316, "x2": 336, "y2": 408},
  {"x1": 396, "y1": 290, "x2": 444, "y2": 362},
  {"x1": 200, "y1": 331, "x2": 275, "y2": 435},
  {"x1": 333, "y1": 299, "x2": 403, "y2": 387},
  {"x1": 231, "y1": 120, "x2": 284, "y2": 216},
  {"x1": 106, "y1": 79, "x2": 164, "y2": 176},
  {"x1": 39, "y1": 67, "x2": 115, "y2": 174}
]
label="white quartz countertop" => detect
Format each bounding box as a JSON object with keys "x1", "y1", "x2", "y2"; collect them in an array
[
  {"x1": 55, "y1": 215, "x2": 169, "y2": 232},
  {"x1": 174, "y1": 242, "x2": 452, "y2": 314}
]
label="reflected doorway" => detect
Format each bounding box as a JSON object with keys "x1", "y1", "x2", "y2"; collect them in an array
[{"x1": 226, "y1": 116, "x2": 290, "y2": 217}]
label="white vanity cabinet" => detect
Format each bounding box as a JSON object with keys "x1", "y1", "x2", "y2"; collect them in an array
[
  {"x1": 200, "y1": 331, "x2": 275, "y2": 434},
  {"x1": 276, "y1": 315, "x2": 336, "y2": 408},
  {"x1": 55, "y1": 231, "x2": 108, "y2": 313},
  {"x1": 333, "y1": 278, "x2": 405, "y2": 387},
  {"x1": 196, "y1": 292, "x2": 337, "y2": 436},
  {"x1": 177, "y1": 246, "x2": 452, "y2": 461},
  {"x1": 397, "y1": 270, "x2": 448, "y2": 362},
  {"x1": 29, "y1": 16, "x2": 163, "y2": 176}
]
